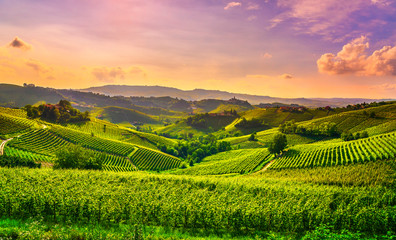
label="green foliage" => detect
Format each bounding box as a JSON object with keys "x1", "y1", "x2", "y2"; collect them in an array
[
  {"x1": 248, "y1": 133, "x2": 256, "y2": 141},
  {"x1": 185, "y1": 113, "x2": 237, "y2": 130},
  {"x1": 0, "y1": 112, "x2": 36, "y2": 136},
  {"x1": 280, "y1": 120, "x2": 339, "y2": 137},
  {"x1": 235, "y1": 117, "x2": 269, "y2": 129},
  {"x1": 25, "y1": 100, "x2": 89, "y2": 123},
  {"x1": 0, "y1": 168, "x2": 394, "y2": 235},
  {"x1": 94, "y1": 106, "x2": 160, "y2": 125},
  {"x1": 4, "y1": 147, "x2": 53, "y2": 163},
  {"x1": 268, "y1": 134, "x2": 287, "y2": 155},
  {"x1": 0, "y1": 155, "x2": 41, "y2": 168},
  {"x1": 270, "y1": 132, "x2": 396, "y2": 169},
  {"x1": 175, "y1": 148, "x2": 272, "y2": 175},
  {"x1": 157, "y1": 134, "x2": 231, "y2": 163},
  {"x1": 54, "y1": 145, "x2": 103, "y2": 170},
  {"x1": 341, "y1": 131, "x2": 369, "y2": 141},
  {"x1": 129, "y1": 148, "x2": 181, "y2": 171}
]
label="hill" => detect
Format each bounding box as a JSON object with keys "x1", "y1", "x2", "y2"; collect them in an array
[
  {"x1": 91, "y1": 106, "x2": 160, "y2": 126},
  {"x1": 0, "y1": 84, "x2": 64, "y2": 107},
  {"x1": 222, "y1": 102, "x2": 396, "y2": 149},
  {"x1": 0, "y1": 107, "x2": 181, "y2": 171},
  {"x1": 80, "y1": 84, "x2": 387, "y2": 107}
]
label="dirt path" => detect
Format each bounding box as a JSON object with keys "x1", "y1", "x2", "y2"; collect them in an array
[
  {"x1": 0, "y1": 138, "x2": 13, "y2": 155},
  {"x1": 254, "y1": 160, "x2": 275, "y2": 174}
]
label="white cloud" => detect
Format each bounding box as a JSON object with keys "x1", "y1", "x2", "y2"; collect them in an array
[{"x1": 224, "y1": 2, "x2": 242, "y2": 10}]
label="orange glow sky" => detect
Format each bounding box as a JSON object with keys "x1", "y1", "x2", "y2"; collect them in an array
[{"x1": 0, "y1": 0, "x2": 396, "y2": 98}]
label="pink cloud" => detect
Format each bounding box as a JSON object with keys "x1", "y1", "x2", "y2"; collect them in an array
[
  {"x1": 261, "y1": 53, "x2": 273, "y2": 59},
  {"x1": 224, "y1": 2, "x2": 242, "y2": 10},
  {"x1": 317, "y1": 36, "x2": 396, "y2": 76}
]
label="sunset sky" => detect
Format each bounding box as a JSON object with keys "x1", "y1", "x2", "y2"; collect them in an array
[{"x1": 1, "y1": 0, "x2": 396, "y2": 98}]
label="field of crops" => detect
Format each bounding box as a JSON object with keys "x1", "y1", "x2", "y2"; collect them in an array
[
  {"x1": 3, "y1": 146, "x2": 54, "y2": 163},
  {"x1": 49, "y1": 125, "x2": 135, "y2": 156},
  {"x1": 270, "y1": 131, "x2": 396, "y2": 169},
  {"x1": 62, "y1": 119, "x2": 131, "y2": 141},
  {"x1": 0, "y1": 168, "x2": 393, "y2": 235},
  {"x1": 299, "y1": 104, "x2": 396, "y2": 136},
  {"x1": 102, "y1": 154, "x2": 137, "y2": 172},
  {"x1": 8, "y1": 129, "x2": 72, "y2": 156},
  {"x1": 0, "y1": 113, "x2": 37, "y2": 136},
  {"x1": 176, "y1": 148, "x2": 272, "y2": 175},
  {"x1": 0, "y1": 107, "x2": 27, "y2": 118},
  {"x1": 129, "y1": 148, "x2": 181, "y2": 171}
]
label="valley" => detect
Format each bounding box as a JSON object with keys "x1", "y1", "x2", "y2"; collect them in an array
[{"x1": 0, "y1": 84, "x2": 395, "y2": 239}]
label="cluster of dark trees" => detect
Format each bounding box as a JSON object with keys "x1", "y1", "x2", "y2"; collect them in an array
[
  {"x1": 157, "y1": 134, "x2": 231, "y2": 166},
  {"x1": 235, "y1": 117, "x2": 269, "y2": 129},
  {"x1": 279, "y1": 120, "x2": 339, "y2": 137},
  {"x1": 341, "y1": 131, "x2": 369, "y2": 141},
  {"x1": 54, "y1": 145, "x2": 103, "y2": 170},
  {"x1": 25, "y1": 100, "x2": 89, "y2": 123},
  {"x1": 0, "y1": 155, "x2": 41, "y2": 168},
  {"x1": 345, "y1": 101, "x2": 389, "y2": 111},
  {"x1": 185, "y1": 114, "x2": 209, "y2": 128}
]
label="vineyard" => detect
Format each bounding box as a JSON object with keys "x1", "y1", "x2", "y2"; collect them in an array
[
  {"x1": 49, "y1": 125, "x2": 136, "y2": 156},
  {"x1": 176, "y1": 148, "x2": 272, "y2": 175},
  {"x1": 0, "y1": 168, "x2": 394, "y2": 236},
  {"x1": 0, "y1": 113, "x2": 37, "y2": 136},
  {"x1": 62, "y1": 119, "x2": 131, "y2": 141},
  {"x1": 129, "y1": 148, "x2": 181, "y2": 171},
  {"x1": 0, "y1": 107, "x2": 27, "y2": 118},
  {"x1": 3, "y1": 146, "x2": 54, "y2": 163},
  {"x1": 270, "y1": 131, "x2": 396, "y2": 169},
  {"x1": 8, "y1": 129, "x2": 72, "y2": 157}
]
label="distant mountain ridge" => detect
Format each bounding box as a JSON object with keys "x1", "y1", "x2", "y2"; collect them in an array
[{"x1": 80, "y1": 85, "x2": 387, "y2": 107}]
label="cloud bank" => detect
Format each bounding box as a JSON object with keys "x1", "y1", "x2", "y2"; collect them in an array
[{"x1": 317, "y1": 36, "x2": 396, "y2": 76}]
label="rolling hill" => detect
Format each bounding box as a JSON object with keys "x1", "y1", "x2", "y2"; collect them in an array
[
  {"x1": 91, "y1": 106, "x2": 160, "y2": 126},
  {"x1": 80, "y1": 84, "x2": 387, "y2": 107},
  {"x1": 0, "y1": 107, "x2": 181, "y2": 171}
]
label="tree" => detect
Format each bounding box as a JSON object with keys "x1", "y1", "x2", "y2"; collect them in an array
[
  {"x1": 54, "y1": 145, "x2": 103, "y2": 170},
  {"x1": 248, "y1": 133, "x2": 256, "y2": 141},
  {"x1": 268, "y1": 134, "x2": 287, "y2": 156}
]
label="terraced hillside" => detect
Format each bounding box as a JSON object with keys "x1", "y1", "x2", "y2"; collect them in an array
[
  {"x1": 269, "y1": 131, "x2": 396, "y2": 169},
  {"x1": 175, "y1": 148, "x2": 272, "y2": 175},
  {"x1": 0, "y1": 108, "x2": 181, "y2": 172},
  {"x1": 0, "y1": 112, "x2": 38, "y2": 138},
  {"x1": 223, "y1": 102, "x2": 396, "y2": 149}
]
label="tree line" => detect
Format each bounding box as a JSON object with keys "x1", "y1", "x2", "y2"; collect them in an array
[{"x1": 25, "y1": 100, "x2": 89, "y2": 123}]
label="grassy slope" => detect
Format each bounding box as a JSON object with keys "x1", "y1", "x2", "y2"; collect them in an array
[
  {"x1": 91, "y1": 106, "x2": 160, "y2": 125},
  {"x1": 224, "y1": 103, "x2": 396, "y2": 149},
  {"x1": 208, "y1": 104, "x2": 254, "y2": 114}
]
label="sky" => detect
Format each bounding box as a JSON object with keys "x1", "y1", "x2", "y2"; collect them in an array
[{"x1": 0, "y1": 0, "x2": 396, "y2": 98}]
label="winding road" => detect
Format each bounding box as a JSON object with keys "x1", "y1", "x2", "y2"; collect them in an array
[{"x1": 0, "y1": 138, "x2": 13, "y2": 156}]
